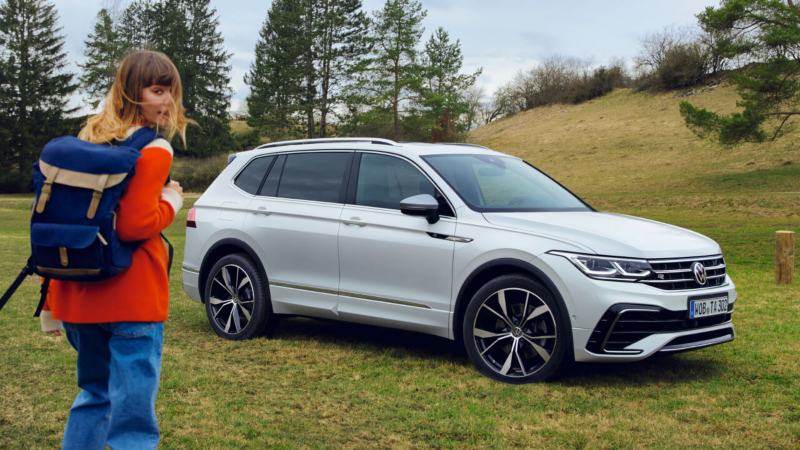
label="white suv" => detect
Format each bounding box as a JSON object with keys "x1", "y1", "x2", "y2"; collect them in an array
[{"x1": 182, "y1": 138, "x2": 736, "y2": 383}]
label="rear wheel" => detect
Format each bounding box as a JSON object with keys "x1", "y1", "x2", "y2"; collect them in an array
[
  {"x1": 204, "y1": 253, "x2": 277, "y2": 340},
  {"x1": 462, "y1": 274, "x2": 568, "y2": 383}
]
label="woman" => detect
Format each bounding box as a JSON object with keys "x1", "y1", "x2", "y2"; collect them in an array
[{"x1": 48, "y1": 50, "x2": 190, "y2": 450}]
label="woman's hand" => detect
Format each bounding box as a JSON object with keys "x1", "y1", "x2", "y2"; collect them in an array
[{"x1": 166, "y1": 180, "x2": 184, "y2": 201}]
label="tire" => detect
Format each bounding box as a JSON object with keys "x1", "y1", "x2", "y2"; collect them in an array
[
  {"x1": 462, "y1": 274, "x2": 568, "y2": 384},
  {"x1": 204, "y1": 253, "x2": 277, "y2": 340}
]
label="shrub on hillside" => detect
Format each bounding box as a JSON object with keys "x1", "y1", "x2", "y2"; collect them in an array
[
  {"x1": 171, "y1": 155, "x2": 228, "y2": 193},
  {"x1": 563, "y1": 64, "x2": 629, "y2": 104},
  {"x1": 636, "y1": 43, "x2": 710, "y2": 91}
]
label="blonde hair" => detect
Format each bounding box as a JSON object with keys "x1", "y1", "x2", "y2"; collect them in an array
[{"x1": 78, "y1": 50, "x2": 193, "y2": 145}]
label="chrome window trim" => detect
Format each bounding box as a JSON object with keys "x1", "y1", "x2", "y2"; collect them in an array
[{"x1": 229, "y1": 150, "x2": 355, "y2": 204}]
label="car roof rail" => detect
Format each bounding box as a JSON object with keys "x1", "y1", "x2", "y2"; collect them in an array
[
  {"x1": 433, "y1": 142, "x2": 492, "y2": 150},
  {"x1": 255, "y1": 137, "x2": 398, "y2": 150}
]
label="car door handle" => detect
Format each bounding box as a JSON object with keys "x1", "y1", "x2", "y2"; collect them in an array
[
  {"x1": 253, "y1": 207, "x2": 270, "y2": 215},
  {"x1": 342, "y1": 217, "x2": 366, "y2": 227}
]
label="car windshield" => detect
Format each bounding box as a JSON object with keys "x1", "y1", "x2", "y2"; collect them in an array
[{"x1": 422, "y1": 154, "x2": 591, "y2": 212}]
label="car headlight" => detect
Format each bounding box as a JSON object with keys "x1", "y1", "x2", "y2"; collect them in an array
[{"x1": 548, "y1": 251, "x2": 652, "y2": 282}]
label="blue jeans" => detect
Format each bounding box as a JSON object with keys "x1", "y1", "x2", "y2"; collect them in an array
[{"x1": 61, "y1": 321, "x2": 164, "y2": 450}]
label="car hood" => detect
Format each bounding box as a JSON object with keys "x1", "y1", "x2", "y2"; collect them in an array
[{"x1": 482, "y1": 211, "x2": 721, "y2": 259}]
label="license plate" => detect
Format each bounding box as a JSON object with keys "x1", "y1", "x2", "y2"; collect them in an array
[{"x1": 689, "y1": 296, "x2": 728, "y2": 319}]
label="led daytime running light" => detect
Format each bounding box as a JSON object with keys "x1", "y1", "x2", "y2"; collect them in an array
[{"x1": 548, "y1": 251, "x2": 652, "y2": 281}]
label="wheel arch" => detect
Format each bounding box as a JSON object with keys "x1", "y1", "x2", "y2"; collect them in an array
[
  {"x1": 199, "y1": 238, "x2": 269, "y2": 303},
  {"x1": 453, "y1": 258, "x2": 572, "y2": 351}
]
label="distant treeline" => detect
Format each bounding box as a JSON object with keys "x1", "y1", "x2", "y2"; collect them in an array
[{"x1": 0, "y1": 0, "x2": 769, "y2": 193}]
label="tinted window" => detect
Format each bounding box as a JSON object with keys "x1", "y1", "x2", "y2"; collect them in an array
[
  {"x1": 259, "y1": 154, "x2": 285, "y2": 197},
  {"x1": 277, "y1": 152, "x2": 351, "y2": 203},
  {"x1": 234, "y1": 156, "x2": 275, "y2": 195},
  {"x1": 356, "y1": 153, "x2": 444, "y2": 212}
]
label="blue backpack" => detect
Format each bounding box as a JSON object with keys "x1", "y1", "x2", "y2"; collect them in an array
[{"x1": 0, "y1": 127, "x2": 173, "y2": 316}]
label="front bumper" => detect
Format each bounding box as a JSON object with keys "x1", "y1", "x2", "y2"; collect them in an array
[{"x1": 533, "y1": 253, "x2": 737, "y2": 363}]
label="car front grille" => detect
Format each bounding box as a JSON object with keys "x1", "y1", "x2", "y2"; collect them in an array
[
  {"x1": 586, "y1": 301, "x2": 734, "y2": 354},
  {"x1": 639, "y1": 255, "x2": 727, "y2": 291}
]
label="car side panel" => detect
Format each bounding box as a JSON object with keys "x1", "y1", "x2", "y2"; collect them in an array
[{"x1": 242, "y1": 197, "x2": 343, "y2": 318}]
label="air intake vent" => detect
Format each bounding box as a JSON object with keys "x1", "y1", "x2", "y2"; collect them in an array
[{"x1": 586, "y1": 302, "x2": 734, "y2": 354}]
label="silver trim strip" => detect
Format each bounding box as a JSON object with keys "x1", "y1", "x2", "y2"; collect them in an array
[
  {"x1": 445, "y1": 236, "x2": 473, "y2": 243},
  {"x1": 648, "y1": 255, "x2": 723, "y2": 264},
  {"x1": 653, "y1": 268, "x2": 691, "y2": 274},
  {"x1": 338, "y1": 291, "x2": 432, "y2": 309},
  {"x1": 643, "y1": 278, "x2": 695, "y2": 284},
  {"x1": 269, "y1": 281, "x2": 339, "y2": 297},
  {"x1": 659, "y1": 332, "x2": 734, "y2": 353},
  {"x1": 652, "y1": 263, "x2": 726, "y2": 275},
  {"x1": 269, "y1": 281, "x2": 432, "y2": 309}
]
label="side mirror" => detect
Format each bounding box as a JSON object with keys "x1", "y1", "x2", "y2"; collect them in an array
[{"x1": 400, "y1": 194, "x2": 440, "y2": 224}]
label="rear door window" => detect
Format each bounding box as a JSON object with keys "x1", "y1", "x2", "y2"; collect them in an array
[{"x1": 276, "y1": 152, "x2": 352, "y2": 203}]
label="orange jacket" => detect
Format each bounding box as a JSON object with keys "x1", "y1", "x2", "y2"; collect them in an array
[{"x1": 48, "y1": 129, "x2": 182, "y2": 323}]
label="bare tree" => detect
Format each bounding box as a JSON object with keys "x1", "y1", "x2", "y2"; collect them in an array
[
  {"x1": 101, "y1": 0, "x2": 125, "y2": 23},
  {"x1": 461, "y1": 84, "x2": 484, "y2": 130}
]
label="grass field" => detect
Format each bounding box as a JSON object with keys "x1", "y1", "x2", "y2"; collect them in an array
[{"x1": 1, "y1": 87, "x2": 799, "y2": 449}]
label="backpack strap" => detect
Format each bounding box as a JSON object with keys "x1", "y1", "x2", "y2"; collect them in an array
[
  {"x1": 0, "y1": 256, "x2": 35, "y2": 315},
  {"x1": 161, "y1": 233, "x2": 173, "y2": 276},
  {"x1": 121, "y1": 127, "x2": 163, "y2": 151},
  {"x1": 33, "y1": 277, "x2": 50, "y2": 318}
]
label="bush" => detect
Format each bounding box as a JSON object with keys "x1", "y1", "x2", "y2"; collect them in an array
[
  {"x1": 236, "y1": 129, "x2": 262, "y2": 150},
  {"x1": 656, "y1": 43, "x2": 709, "y2": 90},
  {"x1": 563, "y1": 64, "x2": 628, "y2": 104},
  {"x1": 171, "y1": 155, "x2": 228, "y2": 193}
]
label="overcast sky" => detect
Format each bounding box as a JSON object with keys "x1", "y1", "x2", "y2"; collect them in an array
[{"x1": 52, "y1": 0, "x2": 719, "y2": 115}]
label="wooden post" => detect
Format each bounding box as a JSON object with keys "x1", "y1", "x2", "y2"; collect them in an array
[{"x1": 775, "y1": 231, "x2": 795, "y2": 284}]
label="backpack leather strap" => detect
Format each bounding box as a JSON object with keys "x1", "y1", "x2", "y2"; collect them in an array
[
  {"x1": 35, "y1": 167, "x2": 59, "y2": 214},
  {"x1": 87, "y1": 173, "x2": 109, "y2": 219}
]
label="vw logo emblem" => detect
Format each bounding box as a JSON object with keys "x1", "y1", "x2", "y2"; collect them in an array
[{"x1": 692, "y1": 262, "x2": 707, "y2": 285}]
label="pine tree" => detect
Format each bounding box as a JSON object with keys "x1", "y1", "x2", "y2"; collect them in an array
[
  {"x1": 358, "y1": 0, "x2": 426, "y2": 140},
  {"x1": 0, "y1": 0, "x2": 78, "y2": 191},
  {"x1": 118, "y1": 0, "x2": 156, "y2": 50},
  {"x1": 417, "y1": 27, "x2": 481, "y2": 141},
  {"x1": 316, "y1": 0, "x2": 369, "y2": 137},
  {"x1": 150, "y1": 0, "x2": 234, "y2": 156},
  {"x1": 245, "y1": 0, "x2": 305, "y2": 139},
  {"x1": 79, "y1": 8, "x2": 129, "y2": 109},
  {"x1": 680, "y1": 0, "x2": 800, "y2": 144}
]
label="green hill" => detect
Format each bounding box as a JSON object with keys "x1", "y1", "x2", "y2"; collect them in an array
[{"x1": 470, "y1": 87, "x2": 800, "y2": 214}]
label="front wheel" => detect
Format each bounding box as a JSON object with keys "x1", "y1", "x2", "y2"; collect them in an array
[
  {"x1": 204, "y1": 253, "x2": 277, "y2": 340},
  {"x1": 462, "y1": 274, "x2": 568, "y2": 384}
]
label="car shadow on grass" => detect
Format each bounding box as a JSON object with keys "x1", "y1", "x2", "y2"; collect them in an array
[
  {"x1": 273, "y1": 316, "x2": 471, "y2": 365},
  {"x1": 560, "y1": 354, "x2": 725, "y2": 387},
  {"x1": 271, "y1": 317, "x2": 726, "y2": 385}
]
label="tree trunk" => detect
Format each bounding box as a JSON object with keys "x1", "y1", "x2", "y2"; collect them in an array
[{"x1": 394, "y1": 59, "x2": 400, "y2": 140}]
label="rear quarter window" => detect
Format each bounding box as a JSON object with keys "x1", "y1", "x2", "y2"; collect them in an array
[{"x1": 234, "y1": 156, "x2": 275, "y2": 195}]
